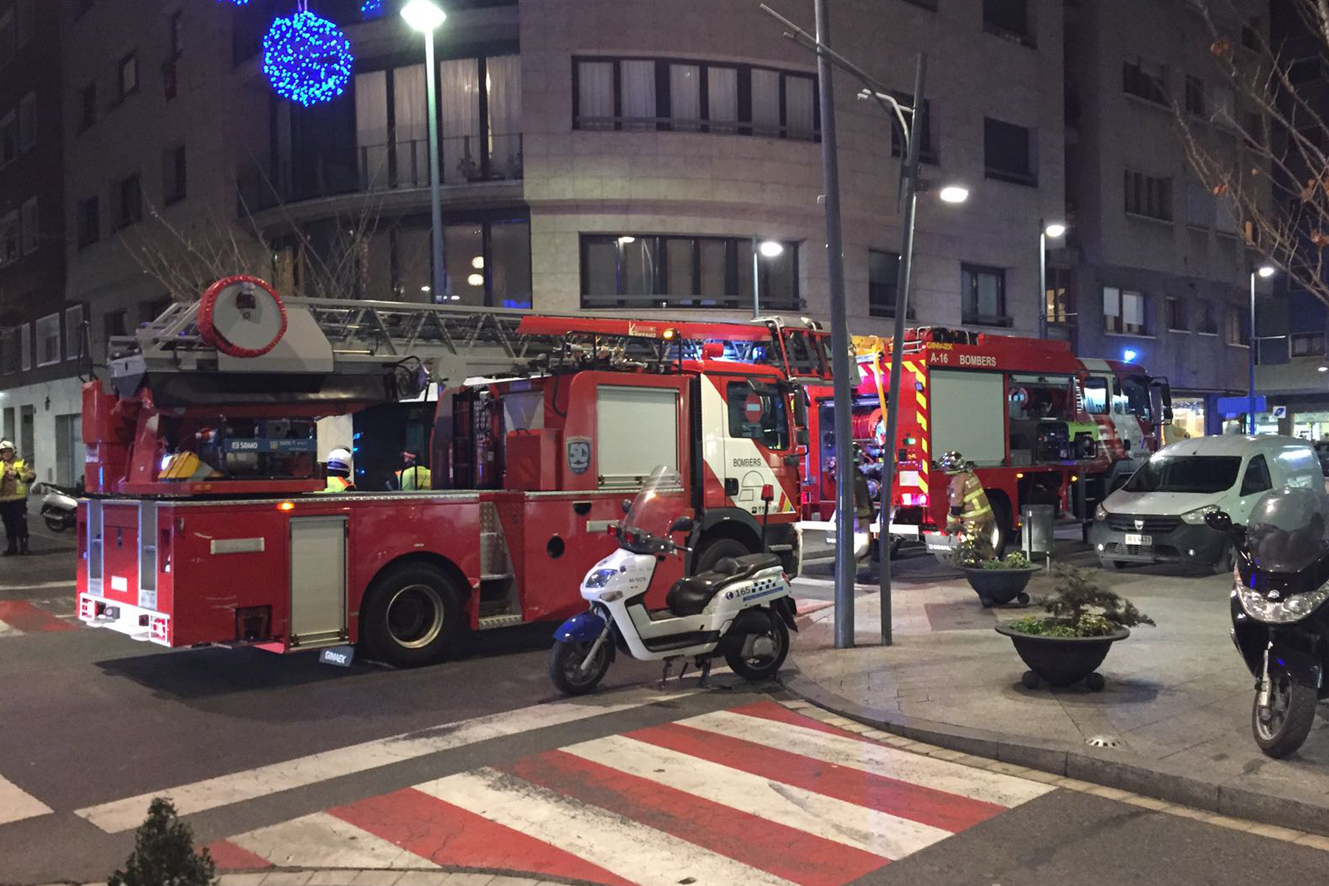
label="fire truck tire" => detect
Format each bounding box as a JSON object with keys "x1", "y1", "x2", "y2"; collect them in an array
[
  {"x1": 360, "y1": 563, "x2": 463, "y2": 667},
  {"x1": 693, "y1": 537, "x2": 753, "y2": 575}
]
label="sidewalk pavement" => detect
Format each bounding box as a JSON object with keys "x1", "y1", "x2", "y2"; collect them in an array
[{"x1": 789, "y1": 564, "x2": 1329, "y2": 836}]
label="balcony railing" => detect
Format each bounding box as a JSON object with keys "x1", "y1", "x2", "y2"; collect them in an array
[{"x1": 237, "y1": 133, "x2": 523, "y2": 215}]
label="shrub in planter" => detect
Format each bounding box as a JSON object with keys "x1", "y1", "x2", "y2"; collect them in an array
[
  {"x1": 996, "y1": 566, "x2": 1154, "y2": 690},
  {"x1": 108, "y1": 798, "x2": 216, "y2": 886},
  {"x1": 963, "y1": 550, "x2": 1038, "y2": 607}
]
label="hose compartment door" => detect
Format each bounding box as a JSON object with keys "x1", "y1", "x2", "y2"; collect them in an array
[{"x1": 289, "y1": 516, "x2": 347, "y2": 648}]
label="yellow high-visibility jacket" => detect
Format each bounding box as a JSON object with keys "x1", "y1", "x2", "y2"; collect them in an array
[{"x1": 0, "y1": 458, "x2": 35, "y2": 501}]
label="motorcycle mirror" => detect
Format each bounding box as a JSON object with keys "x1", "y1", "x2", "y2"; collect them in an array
[
  {"x1": 622, "y1": 498, "x2": 632, "y2": 515},
  {"x1": 1204, "y1": 509, "x2": 1233, "y2": 533},
  {"x1": 669, "y1": 515, "x2": 694, "y2": 534}
]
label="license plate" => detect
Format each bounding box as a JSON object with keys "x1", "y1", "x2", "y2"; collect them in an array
[{"x1": 1124, "y1": 533, "x2": 1152, "y2": 546}]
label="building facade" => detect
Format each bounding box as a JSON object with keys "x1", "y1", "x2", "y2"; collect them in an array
[
  {"x1": 1061, "y1": 0, "x2": 1265, "y2": 437},
  {"x1": 0, "y1": 0, "x2": 74, "y2": 484}
]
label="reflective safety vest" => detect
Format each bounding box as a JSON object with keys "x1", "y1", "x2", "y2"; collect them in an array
[
  {"x1": 948, "y1": 471, "x2": 992, "y2": 522},
  {"x1": 0, "y1": 458, "x2": 35, "y2": 501},
  {"x1": 395, "y1": 465, "x2": 432, "y2": 490},
  {"x1": 322, "y1": 475, "x2": 355, "y2": 494},
  {"x1": 159, "y1": 452, "x2": 218, "y2": 481}
]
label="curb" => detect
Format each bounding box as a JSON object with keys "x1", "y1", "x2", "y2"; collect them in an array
[
  {"x1": 782, "y1": 666, "x2": 1329, "y2": 838},
  {"x1": 25, "y1": 870, "x2": 593, "y2": 886}
]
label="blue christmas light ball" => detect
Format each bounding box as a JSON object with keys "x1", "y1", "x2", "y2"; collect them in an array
[
  {"x1": 263, "y1": 10, "x2": 354, "y2": 107},
  {"x1": 361, "y1": 0, "x2": 385, "y2": 18}
]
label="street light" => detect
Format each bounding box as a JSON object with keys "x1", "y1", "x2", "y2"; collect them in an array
[
  {"x1": 751, "y1": 238, "x2": 785, "y2": 318},
  {"x1": 938, "y1": 185, "x2": 970, "y2": 204},
  {"x1": 1249, "y1": 264, "x2": 1276, "y2": 433},
  {"x1": 401, "y1": 0, "x2": 448, "y2": 301},
  {"x1": 1038, "y1": 221, "x2": 1067, "y2": 339}
]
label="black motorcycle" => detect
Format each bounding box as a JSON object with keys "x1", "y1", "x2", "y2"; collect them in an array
[{"x1": 1208, "y1": 487, "x2": 1329, "y2": 758}]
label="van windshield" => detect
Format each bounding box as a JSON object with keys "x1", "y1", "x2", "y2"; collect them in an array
[{"x1": 1124, "y1": 455, "x2": 1243, "y2": 494}]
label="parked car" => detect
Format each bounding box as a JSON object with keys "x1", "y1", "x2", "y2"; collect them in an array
[{"x1": 1090, "y1": 435, "x2": 1324, "y2": 573}]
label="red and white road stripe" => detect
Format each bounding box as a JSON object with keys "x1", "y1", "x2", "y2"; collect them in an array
[
  {"x1": 0, "y1": 601, "x2": 77, "y2": 636},
  {"x1": 207, "y1": 700, "x2": 1052, "y2": 885}
]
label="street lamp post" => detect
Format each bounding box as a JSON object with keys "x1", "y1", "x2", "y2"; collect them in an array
[
  {"x1": 401, "y1": 0, "x2": 449, "y2": 301},
  {"x1": 1038, "y1": 221, "x2": 1066, "y2": 340},
  {"x1": 1250, "y1": 264, "x2": 1275, "y2": 433},
  {"x1": 752, "y1": 238, "x2": 785, "y2": 319}
]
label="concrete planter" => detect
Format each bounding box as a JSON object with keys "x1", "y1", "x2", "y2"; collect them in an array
[
  {"x1": 963, "y1": 566, "x2": 1037, "y2": 607},
  {"x1": 995, "y1": 621, "x2": 1131, "y2": 690}
]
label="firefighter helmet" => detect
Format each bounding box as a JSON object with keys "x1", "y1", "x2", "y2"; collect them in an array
[
  {"x1": 940, "y1": 450, "x2": 967, "y2": 474},
  {"x1": 0, "y1": 440, "x2": 12, "y2": 453},
  {"x1": 327, "y1": 448, "x2": 352, "y2": 473}
]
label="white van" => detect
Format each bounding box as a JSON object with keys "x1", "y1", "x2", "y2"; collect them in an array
[{"x1": 1089, "y1": 435, "x2": 1325, "y2": 572}]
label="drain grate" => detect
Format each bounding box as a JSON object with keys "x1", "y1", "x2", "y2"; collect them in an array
[{"x1": 1085, "y1": 734, "x2": 1122, "y2": 748}]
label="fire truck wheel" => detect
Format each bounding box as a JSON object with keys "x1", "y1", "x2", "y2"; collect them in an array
[
  {"x1": 360, "y1": 564, "x2": 462, "y2": 666},
  {"x1": 692, "y1": 537, "x2": 752, "y2": 574}
]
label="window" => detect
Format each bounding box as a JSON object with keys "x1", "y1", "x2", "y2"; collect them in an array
[
  {"x1": 0, "y1": 111, "x2": 15, "y2": 166},
  {"x1": 868, "y1": 249, "x2": 901, "y2": 317},
  {"x1": 1226, "y1": 306, "x2": 1246, "y2": 345},
  {"x1": 169, "y1": 9, "x2": 182, "y2": 56},
  {"x1": 0, "y1": 328, "x2": 17, "y2": 374},
  {"x1": 16, "y1": 0, "x2": 32, "y2": 47},
  {"x1": 1083, "y1": 377, "x2": 1109, "y2": 415},
  {"x1": 581, "y1": 234, "x2": 799, "y2": 310},
  {"x1": 1196, "y1": 300, "x2": 1218, "y2": 335},
  {"x1": 1186, "y1": 180, "x2": 1213, "y2": 228},
  {"x1": 18, "y1": 91, "x2": 34, "y2": 151},
  {"x1": 116, "y1": 175, "x2": 142, "y2": 228},
  {"x1": 118, "y1": 53, "x2": 139, "y2": 100},
  {"x1": 1123, "y1": 59, "x2": 1167, "y2": 105},
  {"x1": 163, "y1": 145, "x2": 186, "y2": 205},
  {"x1": 1124, "y1": 170, "x2": 1172, "y2": 220},
  {"x1": 0, "y1": 211, "x2": 16, "y2": 264},
  {"x1": 1103, "y1": 287, "x2": 1147, "y2": 334},
  {"x1": 1165, "y1": 296, "x2": 1187, "y2": 331},
  {"x1": 889, "y1": 92, "x2": 937, "y2": 162},
  {"x1": 726, "y1": 381, "x2": 789, "y2": 451},
  {"x1": 961, "y1": 264, "x2": 1008, "y2": 326},
  {"x1": 19, "y1": 322, "x2": 30, "y2": 371},
  {"x1": 35, "y1": 314, "x2": 59, "y2": 367},
  {"x1": 1291, "y1": 332, "x2": 1325, "y2": 358},
  {"x1": 103, "y1": 309, "x2": 127, "y2": 346},
  {"x1": 984, "y1": 0, "x2": 1031, "y2": 42},
  {"x1": 1185, "y1": 75, "x2": 1205, "y2": 116},
  {"x1": 573, "y1": 56, "x2": 818, "y2": 140},
  {"x1": 1045, "y1": 266, "x2": 1073, "y2": 324},
  {"x1": 80, "y1": 82, "x2": 97, "y2": 131},
  {"x1": 984, "y1": 118, "x2": 1035, "y2": 185},
  {"x1": 20, "y1": 197, "x2": 36, "y2": 255},
  {"x1": 65, "y1": 305, "x2": 85, "y2": 362},
  {"x1": 0, "y1": 11, "x2": 14, "y2": 70},
  {"x1": 1241, "y1": 16, "x2": 1260, "y2": 51},
  {"x1": 1240, "y1": 455, "x2": 1271, "y2": 497},
  {"x1": 77, "y1": 196, "x2": 100, "y2": 248}
]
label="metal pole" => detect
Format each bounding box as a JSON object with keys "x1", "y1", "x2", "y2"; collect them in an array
[
  {"x1": 814, "y1": 0, "x2": 855, "y2": 649},
  {"x1": 752, "y1": 235, "x2": 761, "y2": 319},
  {"x1": 1037, "y1": 227, "x2": 1047, "y2": 340},
  {"x1": 425, "y1": 30, "x2": 447, "y2": 299},
  {"x1": 1249, "y1": 270, "x2": 1256, "y2": 434},
  {"x1": 877, "y1": 53, "x2": 926, "y2": 648}
]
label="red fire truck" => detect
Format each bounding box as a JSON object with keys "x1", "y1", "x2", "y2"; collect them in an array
[
  {"x1": 796, "y1": 327, "x2": 1171, "y2": 554},
  {"x1": 76, "y1": 278, "x2": 819, "y2": 666}
]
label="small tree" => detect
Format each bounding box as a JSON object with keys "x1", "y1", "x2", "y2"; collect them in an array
[
  {"x1": 1009, "y1": 566, "x2": 1155, "y2": 638},
  {"x1": 108, "y1": 798, "x2": 215, "y2": 886}
]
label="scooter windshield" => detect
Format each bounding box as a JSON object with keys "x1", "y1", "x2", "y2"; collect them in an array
[
  {"x1": 619, "y1": 466, "x2": 689, "y2": 551},
  {"x1": 1246, "y1": 486, "x2": 1329, "y2": 574}
]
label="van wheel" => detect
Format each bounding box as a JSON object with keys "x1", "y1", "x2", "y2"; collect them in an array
[
  {"x1": 360, "y1": 563, "x2": 463, "y2": 667},
  {"x1": 693, "y1": 537, "x2": 751, "y2": 574}
]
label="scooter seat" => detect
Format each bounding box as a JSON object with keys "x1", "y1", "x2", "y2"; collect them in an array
[{"x1": 666, "y1": 552, "x2": 783, "y2": 616}]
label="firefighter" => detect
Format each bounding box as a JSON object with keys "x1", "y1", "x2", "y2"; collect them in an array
[
  {"x1": 392, "y1": 451, "x2": 432, "y2": 491},
  {"x1": 0, "y1": 440, "x2": 36, "y2": 556},
  {"x1": 322, "y1": 448, "x2": 356, "y2": 493},
  {"x1": 941, "y1": 450, "x2": 996, "y2": 561}
]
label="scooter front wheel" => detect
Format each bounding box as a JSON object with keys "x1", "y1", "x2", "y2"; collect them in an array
[
  {"x1": 45, "y1": 516, "x2": 68, "y2": 533},
  {"x1": 1253, "y1": 668, "x2": 1317, "y2": 758},
  {"x1": 724, "y1": 611, "x2": 790, "y2": 682},
  {"x1": 549, "y1": 639, "x2": 612, "y2": 696}
]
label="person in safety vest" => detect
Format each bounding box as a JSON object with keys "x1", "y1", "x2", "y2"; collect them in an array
[
  {"x1": 0, "y1": 440, "x2": 36, "y2": 556},
  {"x1": 393, "y1": 451, "x2": 432, "y2": 491},
  {"x1": 941, "y1": 450, "x2": 996, "y2": 561},
  {"x1": 321, "y1": 448, "x2": 356, "y2": 493}
]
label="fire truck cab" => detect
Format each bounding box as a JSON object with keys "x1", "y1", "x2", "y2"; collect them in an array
[{"x1": 76, "y1": 279, "x2": 803, "y2": 667}]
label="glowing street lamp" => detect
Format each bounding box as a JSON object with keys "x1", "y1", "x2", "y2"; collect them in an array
[
  {"x1": 1039, "y1": 221, "x2": 1068, "y2": 338},
  {"x1": 401, "y1": 0, "x2": 449, "y2": 300}
]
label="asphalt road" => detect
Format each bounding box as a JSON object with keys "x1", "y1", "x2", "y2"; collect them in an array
[{"x1": 2, "y1": 525, "x2": 1326, "y2": 885}]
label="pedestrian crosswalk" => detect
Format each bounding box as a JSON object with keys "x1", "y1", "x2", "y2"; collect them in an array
[
  {"x1": 0, "y1": 600, "x2": 77, "y2": 637},
  {"x1": 206, "y1": 700, "x2": 1052, "y2": 885}
]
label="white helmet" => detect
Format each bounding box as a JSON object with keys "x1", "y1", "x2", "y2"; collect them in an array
[
  {"x1": 0, "y1": 440, "x2": 13, "y2": 453},
  {"x1": 326, "y1": 448, "x2": 352, "y2": 473}
]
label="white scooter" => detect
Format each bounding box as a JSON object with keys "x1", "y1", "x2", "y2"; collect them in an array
[{"x1": 549, "y1": 466, "x2": 798, "y2": 695}]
